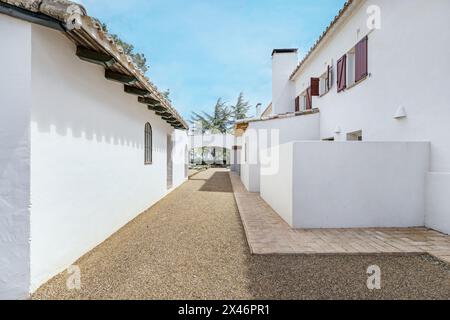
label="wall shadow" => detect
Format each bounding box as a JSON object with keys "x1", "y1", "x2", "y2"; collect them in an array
[{"x1": 198, "y1": 172, "x2": 233, "y2": 193}]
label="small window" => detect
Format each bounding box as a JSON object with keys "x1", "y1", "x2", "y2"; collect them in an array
[
  {"x1": 319, "y1": 65, "x2": 333, "y2": 96},
  {"x1": 347, "y1": 130, "x2": 363, "y2": 141},
  {"x1": 145, "y1": 123, "x2": 152, "y2": 165},
  {"x1": 298, "y1": 91, "x2": 308, "y2": 111},
  {"x1": 338, "y1": 36, "x2": 368, "y2": 92},
  {"x1": 346, "y1": 47, "x2": 356, "y2": 87}
]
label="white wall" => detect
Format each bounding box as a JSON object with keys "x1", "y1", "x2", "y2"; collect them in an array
[
  {"x1": 172, "y1": 129, "x2": 189, "y2": 187},
  {"x1": 272, "y1": 51, "x2": 298, "y2": 115},
  {"x1": 426, "y1": 173, "x2": 450, "y2": 235},
  {"x1": 0, "y1": 15, "x2": 31, "y2": 300},
  {"x1": 240, "y1": 113, "x2": 320, "y2": 193},
  {"x1": 260, "y1": 143, "x2": 293, "y2": 225},
  {"x1": 29, "y1": 25, "x2": 187, "y2": 291},
  {"x1": 287, "y1": 0, "x2": 450, "y2": 233},
  {"x1": 262, "y1": 141, "x2": 429, "y2": 229},
  {"x1": 293, "y1": 0, "x2": 450, "y2": 170}
]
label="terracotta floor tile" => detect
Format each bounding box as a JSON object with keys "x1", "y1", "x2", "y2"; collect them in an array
[{"x1": 229, "y1": 172, "x2": 450, "y2": 262}]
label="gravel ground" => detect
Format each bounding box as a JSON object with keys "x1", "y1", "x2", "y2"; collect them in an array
[{"x1": 33, "y1": 169, "x2": 450, "y2": 300}]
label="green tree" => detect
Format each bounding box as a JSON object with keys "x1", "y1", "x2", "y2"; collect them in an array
[
  {"x1": 98, "y1": 21, "x2": 149, "y2": 74},
  {"x1": 191, "y1": 98, "x2": 231, "y2": 134},
  {"x1": 231, "y1": 92, "x2": 251, "y2": 121},
  {"x1": 191, "y1": 98, "x2": 232, "y2": 165}
]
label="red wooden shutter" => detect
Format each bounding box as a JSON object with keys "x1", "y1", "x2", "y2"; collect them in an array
[
  {"x1": 306, "y1": 87, "x2": 312, "y2": 110},
  {"x1": 311, "y1": 78, "x2": 320, "y2": 96},
  {"x1": 295, "y1": 96, "x2": 300, "y2": 112},
  {"x1": 337, "y1": 55, "x2": 347, "y2": 92},
  {"x1": 355, "y1": 36, "x2": 368, "y2": 82},
  {"x1": 327, "y1": 65, "x2": 331, "y2": 90}
]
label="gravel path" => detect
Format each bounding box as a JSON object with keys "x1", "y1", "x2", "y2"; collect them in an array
[{"x1": 33, "y1": 169, "x2": 450, "y2": 300}]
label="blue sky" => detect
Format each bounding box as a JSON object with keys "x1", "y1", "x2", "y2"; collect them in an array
[{"x1": 79, "y1": 0, "x2": 346, "y2": 120}]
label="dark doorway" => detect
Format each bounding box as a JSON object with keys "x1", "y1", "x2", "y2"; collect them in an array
[{"x1": 167, "y1": 135, "x2": 173, "y2": 189}]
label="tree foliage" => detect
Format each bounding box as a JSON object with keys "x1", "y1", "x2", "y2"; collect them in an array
[
  {"x1": 99, "y1": 21, "x2": 149, "y2": 74},
  {"x1": 191, "y1": 98, "x2": 232, "y2": 134},
  {"x1": 191, "y1": 93, "x2": 252, "y2": 134},
  {"x1": 231, "y1": 92, "x2": 251, "y2": 121},
  {"x1": 161, "y1": 89, "x2": 172, "y2": 103}
]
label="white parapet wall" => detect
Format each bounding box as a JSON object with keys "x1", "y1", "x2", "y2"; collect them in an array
[
  {"x1": 241, "y1": 112, "x2": 320, "y2": 193},
  {"x1": 426, "y1": 173, "x2": 450, "y2": 235},
  {"x1": 261, "y1": 141, "x2": 430, "y2": 229}
]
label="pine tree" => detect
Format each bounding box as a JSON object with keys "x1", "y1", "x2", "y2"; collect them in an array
[{"x1": 231, "y1": 92, "x2": 251, "y2": 121}]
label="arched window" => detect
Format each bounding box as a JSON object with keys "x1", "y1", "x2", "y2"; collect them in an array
[{"x1": 145, "y1": 123, "x2": 152, "y2": 165}]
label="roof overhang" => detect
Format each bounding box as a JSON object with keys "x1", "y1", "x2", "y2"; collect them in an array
[
  {"x1": 290, "y1": 0, "x2": 360, "y2": 80},
  {"x1": 0, "y1": 0, "x2": 189, "y2": 130}
]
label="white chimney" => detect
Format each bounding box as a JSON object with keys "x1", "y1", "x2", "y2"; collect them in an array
[
  {"x1": 272, "y1": 49, "x2": 298, "y2": 115},
  {"x1": 255, "y1": 103, "x2": 262, "y2": 119}
]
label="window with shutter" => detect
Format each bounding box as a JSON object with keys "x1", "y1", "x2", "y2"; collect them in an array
[
  {"x1": 355, "y1": 36, "x2": 368, "y2": 82},
  {"x1": 327, "y1": 65, "x2": 333, "y2": 91},
  {"x1": 337, "y1": 55, "x2": 347, "y2": 92},
  {"x1": 295, "y1": 96, "x2": 300, "y2": 112}
]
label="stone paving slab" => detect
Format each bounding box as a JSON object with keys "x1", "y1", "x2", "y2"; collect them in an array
[{"x1": 229, "y1": 172, "x2": 450, "y2": 264}]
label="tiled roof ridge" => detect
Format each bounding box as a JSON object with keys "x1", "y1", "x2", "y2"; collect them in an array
[{"x1": 289, "y1": 0, "x2": 357, "y2": 80}]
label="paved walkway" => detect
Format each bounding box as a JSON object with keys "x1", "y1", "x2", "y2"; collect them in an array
[
  {"x1": 230, "y1": 172, "x2": 450, "y2": 264},
  {"x1": 34, "y1": 169, "x2": 449, "y2": 299}
]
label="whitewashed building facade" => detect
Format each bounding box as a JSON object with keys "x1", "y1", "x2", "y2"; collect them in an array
[
  {"x1": 238, "y1": 0, "x2": 450, "y2": 234},
  {"x1": 0, "y1": 0, "x2": 189, "y2": 299}
]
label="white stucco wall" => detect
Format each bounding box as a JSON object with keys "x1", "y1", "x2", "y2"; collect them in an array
[
  {"x1": 285, "y1": 0, "x2": 450, "y2": 233},
  {"x1": 260, "y1": 143, "x2": 293, "y2": 226},
  {"x1": 293, "y1": 0, "x2": 450, "y2": 169},
  {"x1": 426, "y1": 173, "x2": 450, "y2": 235},
  {"x1": 263, "y1": 141, "x2": 429, "y2": 229},
  {"x1": 240, "y1": 113, "x2": 320, "y2": 193},
  {"x1": 0, "y1": 14, "x2": 31, "y2": 300},
  {"x1": 29, "y1": 25, "x2": 187, "y2": 291}
]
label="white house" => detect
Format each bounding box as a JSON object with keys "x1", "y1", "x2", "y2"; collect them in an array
[
  {"x1": 0, "y1": 0, "x2": 189, "y2": 299},
  {"x1": 238, "y1": 0, "x2": 450, "y2": 234}
]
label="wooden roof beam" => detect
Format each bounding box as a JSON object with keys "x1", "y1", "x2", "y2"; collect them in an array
[
  {"x1": 156, "y1": 111, "x2": 173, "y2": 117},
  {"x1": 138, "y1": 96, "x2": 160, "y2": 106},
  {"x1": 148, "y1": 105, "x2": 167, "y2": 112},
  {"x1": 124, "y1": 85, "x2": 150, "y2": 96},
  {"x1": 105, "y1": 70, "x2": 137, "y2": 85},
  {"x1": 76, "y1": 46, "x2": 116, "y2": 68}
]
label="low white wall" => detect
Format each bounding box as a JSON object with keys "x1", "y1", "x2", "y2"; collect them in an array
[
  {"x1": 293, "y1": 142, "x2": 429, "y2": 228},
  {"x1": 262, "y1": 141, "x2": 430, "y2": 229},
  {"x1": 29, "y1": 25, "x2": 187, "y2": 291},
  {"x1": 240, "y1": 113, "x2": 320, "y2": 193},
  {"x1": 0, "y1": 14, "x2": 31, "y2": 300},
  {"x1": 240, "y1": 163, "x2": 260, "y2": 193},
  {"x1": 260, "y1": 143, "x2": 293, "y2": 225},
  {"x1": 426, "y1": 173, "x2": 450, "y2": 235}
]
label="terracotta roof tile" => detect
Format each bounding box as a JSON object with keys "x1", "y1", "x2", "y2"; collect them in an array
[
  {"x1": 290, "y1": 0, "x2": 358, "y2": 80},
  {"x1": 0, "y1": 0, "x2": 188, "y2": 129}
]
